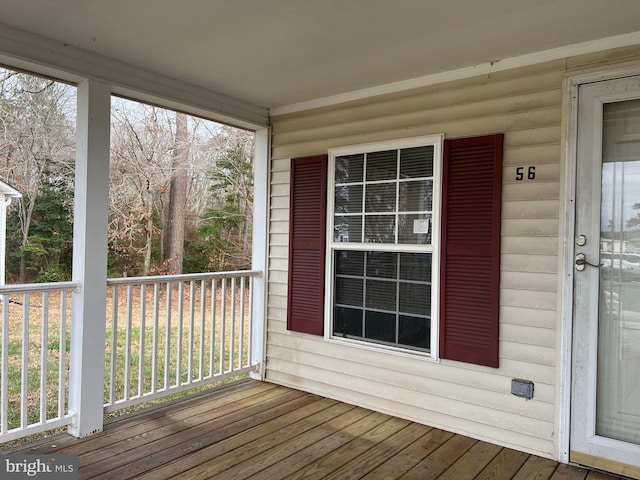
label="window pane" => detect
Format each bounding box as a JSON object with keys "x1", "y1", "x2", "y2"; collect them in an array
[
  {"x1": 335, "y1": 277, "x2": 363, "y2": 306},
  {"x1": 335, "y1": 184, "x2": 363, "y2": 214},
  {"x1": 366, "y1": 251, "x2": 397, "y2": 279},
  {"x1": 330, "y1": 139, "x2": 439, "y2": 353},
  {"x1": 398, "y1": 214, "x2": 431, "y2": 244},
  {"x1": 366, "y1": 279, "x2": 396, "y2": 311},
  {"x1": 399, "y1": 282, "x2": 430, "y2": 316},
  {"x1": 401, "y1": 180, "x2": 433, "y2": 212},
  {"x1": 364, "y1": 215, "x2": 395, "y2": 243},
  {"x1": 335, "y1": 250, "x2": 364, "y2": 276},
  {"x1": 335, "y1": 154, "x2": 364, "y2": 184},
  {"x1": 399, "y1": 316, "x2": 430, "y2": 349},
  {"x1": 366, "y1": 150, "x2": 397, "y2": 181},
  {"x1": 334, "y1": 215, "x2": 362, "y2": 242},
  {"x1": 334, "y1": 307, "x2": 363, "y2": 336},
  {"x1": 400, "y1": 253, "x2": 432, "y2": 282},
  {"x1": 365, "y1": 311, "x2": 396, "y2": 343},
  {"x1": 400, "y1": 146, "x2": 434, "y2": 178},
  {"x1": 365, "y1": 182, "x2": 396, "y2": 213}
]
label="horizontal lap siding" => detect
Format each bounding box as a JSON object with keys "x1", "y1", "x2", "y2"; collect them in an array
[{"x1": 266, "y1": 46, "x2": 640, "y2": 459}]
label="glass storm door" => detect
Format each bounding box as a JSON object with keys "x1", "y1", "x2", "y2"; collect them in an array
[{"x1": 571, "y1": 75, "x2": 640, "y2": 478}]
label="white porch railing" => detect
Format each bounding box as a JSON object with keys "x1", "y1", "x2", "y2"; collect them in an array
[
  {"x1": 0, "y1": 270, "x2": 261, "y2": 443},
  {"x1": 0, "y1": 282, "x2": 80, "y2": 443},
  {"x1": 104, "y1": 270, "x2": 260, "y2": 412}
]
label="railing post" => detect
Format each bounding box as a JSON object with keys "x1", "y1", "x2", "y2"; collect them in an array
[
  {"x1": 68, "y1": 79, "x2": 110, "y2": 437},
  {"x1": 250, "y1": 127, "x2": 269, "y2": 380}
]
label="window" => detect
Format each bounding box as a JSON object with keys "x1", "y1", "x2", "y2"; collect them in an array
[
  {"x1": 287, "y1": 134, "x2": 503, "y2": 368},
  {"x1": 327, "y1": 136, "x2": 442, "y2": 355}
]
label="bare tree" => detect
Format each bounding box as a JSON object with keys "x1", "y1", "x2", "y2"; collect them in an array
[
  {"x1": 165, "y1": 112, "x2": 189, "y2": 274},
  {"x1": 109, "y1": 101, "x2": 173, "y2": 275}
]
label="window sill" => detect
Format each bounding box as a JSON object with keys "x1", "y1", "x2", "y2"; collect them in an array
[{"x1": 325, "y1": 334, "x2": 439, "y2": 363}]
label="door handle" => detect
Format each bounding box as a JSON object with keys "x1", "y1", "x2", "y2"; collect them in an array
[{"x1": 575, "y1": 253, "x2": 600, "y2": 271}]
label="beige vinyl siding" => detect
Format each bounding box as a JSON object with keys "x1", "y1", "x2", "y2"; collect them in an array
[{"x1": 265, "y1": 45, "x2": 640, "y2": 459}]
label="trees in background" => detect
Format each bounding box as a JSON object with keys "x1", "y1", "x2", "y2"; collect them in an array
[
  {"x1": 0, "y1": 71, "x2": 75, "y2": 282},
  {"x1": 0, "y1": 68, "x2": 254, "y2": 283},
  {"x1": 193, "y1": 128, "x2": 254, "y2": 271}
]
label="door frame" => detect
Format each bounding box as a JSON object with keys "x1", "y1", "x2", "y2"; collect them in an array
[{"x1": 561, "y1": 64, "x2": 640, "y2": 466}]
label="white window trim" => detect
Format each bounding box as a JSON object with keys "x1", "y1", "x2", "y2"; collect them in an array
[{"x1": 324, "y1": 134, "x2": 443, "y2": 360}]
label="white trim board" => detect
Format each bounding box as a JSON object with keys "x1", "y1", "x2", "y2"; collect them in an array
[{"x1": 270, "y1": 31, "x2": 640, "y2": 117}]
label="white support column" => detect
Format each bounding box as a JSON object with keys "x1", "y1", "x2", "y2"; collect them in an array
[
  {"x1": 68, "y1": 79, "x2": 110, "y2": 437},
  {"x1": 250, "y1": 127, "x2": 270, "y2": 380}
]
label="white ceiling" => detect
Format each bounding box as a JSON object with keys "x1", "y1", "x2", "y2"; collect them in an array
[{"x1": 1, "y1": 0, "x2": 640, "y2": 112}]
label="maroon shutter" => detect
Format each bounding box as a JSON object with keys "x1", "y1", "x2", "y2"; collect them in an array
[
  {"x1": 287, "y1": 155, "x2": 328, "y2": 335},
  {"x1": 440, "y1": 134, "x2": 503, "y2": 367}
]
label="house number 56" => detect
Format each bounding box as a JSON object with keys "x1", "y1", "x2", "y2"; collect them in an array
[{"x1": 515, "y1": 166, "x2": 536, "y2": 181}]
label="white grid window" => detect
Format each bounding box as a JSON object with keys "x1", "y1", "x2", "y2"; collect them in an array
[{"x1": 327, "y1": 136, "x2": 442, "y2": 355}]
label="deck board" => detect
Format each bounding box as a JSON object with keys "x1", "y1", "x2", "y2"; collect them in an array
[{"x1": 3, "y1": 380, "x2": 628, "y2": 480}]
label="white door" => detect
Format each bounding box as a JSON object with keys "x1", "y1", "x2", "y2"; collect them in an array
[{"x1": 571, "y1": 74, "x2": 640, "y2": 478}]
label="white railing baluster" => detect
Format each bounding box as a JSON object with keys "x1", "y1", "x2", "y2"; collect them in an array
[
  {"x1": 40, "y1": 292, "x2": 49, "y2": 423},
  {"x1": 164, "y1": 282, "x2": 172, "y2": 391},
  {"x1": 138, "y1": 284, "x2": 146, "y2": 398},
  {"x1": 124, "y1": 285, "x2": 133, "y2": 401},
  {"x1": 20, "y1": 293, "x2": 29, "y2": 429},
  {"x1": 59, "y1": 291, "x2": 67, "y2": 420},
  {"x1": 198, "y1": 280, "x2": 205, "y2": 381},
  {"x1": 209, "y1": 278, "x2": 216, "y2": 378},
  {"x1": 220, "y1": 280, "x2": 227, "y2": 375},
  {"x1": 239, "y1": 276, "x2": 246, "y2": 369},
  {"x1": 176, "y1": 281, "x2": 184, "y2": 387},
  {"x1": 248, "y1": 276, "x2": 254, "y2": 367},
  {"x1": 188, "y1": 280, "x2": 195, "y2": 384},
  {"x1": 230, "y1": 277, "x2": 236, "y2": 373},
  {"x1": 151, "y1": 283, "x2": 160, "y2": 394},
  {"x1": 110, "y1": 286, "x2": 118, "y2": 405},
  {"x1": 1, "y1": 294, "x2": 10, "y2": 434}
]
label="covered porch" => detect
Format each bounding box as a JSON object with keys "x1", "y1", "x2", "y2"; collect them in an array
[
  {"x1": 5, "y1": 380, "x2": 622, "y2": 480},
  {"x1": 2, "y1": 2, "x2": 640, "y2": 479}
]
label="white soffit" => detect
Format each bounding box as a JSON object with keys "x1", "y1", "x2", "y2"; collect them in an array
[
  {"x1": 0, "y1": 0, "x2": 640, "y2": 116},
  {"x1": 271, "y1": 30, "x2": 640, "y2": 116}
]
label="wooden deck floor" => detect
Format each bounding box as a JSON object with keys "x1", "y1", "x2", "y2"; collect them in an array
[{"x1": 4, "y1": 380, "x2": 625, "y2": 480}]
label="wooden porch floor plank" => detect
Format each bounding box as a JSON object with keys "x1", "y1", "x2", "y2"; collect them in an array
[
  {"x1": 585, "y1": 472, "x2": 627, "y2": 479},
  {"x1": 252, "y1": 412, "x2": 403, "y2": 479},
  {"x1": 173, "y1": 401, "x2": 360, "y2": 480},
  {"x1": 77, "y1": 385, "x2": 304, "y2": 472},
  {"x1": 438, "y1": 440, "x2": 504, "y2": 480},
  {"x1": 359, "y1": 428, "x2": 455, "y2": 479},
  {"x1": 84, "y1": 389, "x2": 317, "y2": 480},
  {"x1": 129, "y1": 396, "x2": 342, "y2": 480},
  {"x1": 475, "y1": 448, "x2": 531, "y2": 480},
  {"x1": 196, "y1": 406, "x2": 374, "y2": 480},
  {"x1": 399, "y1": 433, "x2": 478, "y2": 480},
  {"x1": 317, "y1": 421, "x2": 434, "y2": 480},
  {"x1": 550, "y1": 463, "x2": 589, "y2": 479},
  {"x1": 286, "y1": 417, "x2": 432, "y2": 480},
  {"x1": 513, "y1": 455, "x2": 560, "y2": 480}
]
